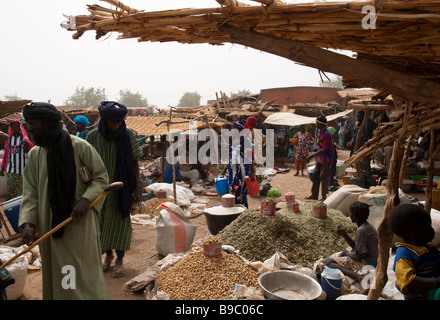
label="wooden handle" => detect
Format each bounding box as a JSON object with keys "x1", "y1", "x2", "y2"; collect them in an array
[{"x1": 0, "y1": 182, "x2": 123, "y2": 271}]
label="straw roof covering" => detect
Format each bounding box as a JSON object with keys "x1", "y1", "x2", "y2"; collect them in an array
[
  {"x1": 63, "y1": 0, "x2": 440, "y2": 93},
  {"x1": 125, "y1": 115, "x2": 227, "y2": 136},
  {"x1": 0, "y1": 100, "x2": 32, "y2": 119}
]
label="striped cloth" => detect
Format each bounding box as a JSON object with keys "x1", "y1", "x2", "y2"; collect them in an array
[
  {"x1": 5, "y1": 135, "x2": 27, "y2": 174},
  {"x1": 86, "y1": 127, "x2": 143, "y2": 252}
]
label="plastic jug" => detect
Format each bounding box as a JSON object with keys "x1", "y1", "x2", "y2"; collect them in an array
[
  {"x1": 320, "y1": 268, "x2": 342, "y2": 300},
  {"x1": 245, "y1": 176, "x2": 260, "y2": 197},
  {"x1": 214, "y1": 175, "x2": 229, "y2": 196}
]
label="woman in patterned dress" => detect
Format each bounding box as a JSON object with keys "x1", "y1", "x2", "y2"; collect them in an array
[{"x1": 292, "y1": 125, "x2": 314, "y2": 176}]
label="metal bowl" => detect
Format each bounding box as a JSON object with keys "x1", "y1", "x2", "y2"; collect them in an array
[{"x1": 258, "y1": 270, "x2": 322, "y2": 300}]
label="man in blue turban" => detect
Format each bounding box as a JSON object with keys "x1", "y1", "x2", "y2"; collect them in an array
[
  {"x1": 74, "y1": 115, "x2": 90, "y2": 139},
  {"x1": 86, "y1": 101, "x2": 143, "y2": 278}
]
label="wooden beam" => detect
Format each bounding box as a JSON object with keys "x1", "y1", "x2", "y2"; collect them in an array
[{"x1": 217, "y1": 23, "x2": 440, "y2": 106}]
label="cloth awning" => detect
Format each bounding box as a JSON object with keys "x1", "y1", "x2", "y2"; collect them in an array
[{"x1": 264, "y1": 109, "x2": 353, "y2": 127}]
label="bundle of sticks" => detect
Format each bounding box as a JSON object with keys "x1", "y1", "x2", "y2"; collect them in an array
[{"x1": 346, "y1": 102, "x2": 440, "y2": 166}]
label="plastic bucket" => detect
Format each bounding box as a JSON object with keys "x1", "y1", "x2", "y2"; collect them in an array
[
  {"x1": 245, "y1": 176, "x2": 260, "y2": 197},
  {"x1": 321, "y1": 268, "x2": 342, "y2": 300},
  {"x1": 214, "y1": 175, "x2": 229, "y2": 196},
  {"x1": 307, "y1": 163, "x2": 315, "y2": 182},
  {"x1": 2, "y1": 196, "x2": 22, "y2": 233}
]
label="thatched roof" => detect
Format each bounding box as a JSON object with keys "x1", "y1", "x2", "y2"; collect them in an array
[
  {"x1": 125, "y1": 115, "x2": 228, "y2": 136},
  {"x1": 63, "y1": 0, "x2": 440, "y2": 90},
  {"x1": 0, "y1": 100, "x2": 32, "y2": 119}
]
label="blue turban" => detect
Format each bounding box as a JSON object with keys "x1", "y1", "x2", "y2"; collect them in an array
[
  {"x1": 74, "y1": 115, "x2": 90, "y2": 126},
  {"x1": 98, "y1": 101, "x2": 128, "y2": 121}
]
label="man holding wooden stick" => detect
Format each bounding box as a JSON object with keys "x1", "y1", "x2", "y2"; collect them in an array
[{"x1": 19, "y1": 102, "x2": 110, "y2": 300}]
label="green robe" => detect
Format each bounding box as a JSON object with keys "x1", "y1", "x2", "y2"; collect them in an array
[
  {"x1": 86, "y1": 127, "x2": 143, "y2": 253},
  {"x1": 19, "y1": 135, "x2": 110, "y2": 300}
]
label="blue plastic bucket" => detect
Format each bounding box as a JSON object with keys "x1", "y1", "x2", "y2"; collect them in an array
[
  {"x1": 2, "y1": 196, "x2": 22, "y2": 233},
  {"x1": 321, "y1": 268, "x2": 342, "y2": 300},
  {"x1": 214, "y1": 175, "x2": 229, "y2": 196}
]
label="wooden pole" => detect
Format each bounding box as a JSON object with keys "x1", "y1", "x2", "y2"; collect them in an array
[
  {"x1": 217, "y1": 23, "x2": 440, "y2": 106},
  {"x1": 353, "y1": 109, "x2": 371, "y2": 179},
  {"x1": 367, "y1": 101, "x2": 411, "y2": 300},
  {"x1": 425, "y1": 130, "x2": 439, "y2": 213}
]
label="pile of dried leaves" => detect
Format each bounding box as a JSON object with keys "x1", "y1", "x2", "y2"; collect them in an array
[{"x1": 217, "y1": 205, "x2": 356, "y2": 268}]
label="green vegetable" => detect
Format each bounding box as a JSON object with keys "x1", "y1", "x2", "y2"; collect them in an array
[
  {"x1": 313, "y1": 201, "x2": 327, "y2": 208},
  {"x1": 267, "y1": 188, "x2": 281, "y2": 198}
]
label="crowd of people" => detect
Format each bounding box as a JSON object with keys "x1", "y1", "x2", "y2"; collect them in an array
[{"x1": 0, "y1": 104, "x2": 439, "y2": 300}]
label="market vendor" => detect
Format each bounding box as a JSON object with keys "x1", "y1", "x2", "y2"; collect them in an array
[
  {"x1": 305, "y1": 115, "x2": 334, "y2": 201},
  {"x1": 322, "y1": 201, "x2": 378, "y2": 283}
]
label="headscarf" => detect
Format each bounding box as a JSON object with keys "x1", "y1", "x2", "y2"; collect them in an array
[
  {"x1": 23, "y1": 102, "x2": 76, "y2": 238},
  {"x1": 74, "y1": 115, "x2": 90, "y2": 127},
  {"x1": 245, "y1": 116, "x2": 257, "y2": 130},
  {"x1": 98, "y1": 101, "x2": 133, "y2": 218}
]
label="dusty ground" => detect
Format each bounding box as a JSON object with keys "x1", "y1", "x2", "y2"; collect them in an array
[{"x1": 3, "y1": 149, "x2": 425, "y2": 300}]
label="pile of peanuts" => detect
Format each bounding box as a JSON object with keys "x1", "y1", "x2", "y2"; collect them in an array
[
  {"x1": 203, "y1": 235, "x2": 222, "y2": 246},
  {"x1": 155, "y1": 249, "x2": 259, "y2": 300}
]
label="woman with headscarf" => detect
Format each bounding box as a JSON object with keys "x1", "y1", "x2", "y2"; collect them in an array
[
  {"x1": 244, "y1": 116, "x2": 264, "y2": 185},
  {"x1": 19, "y1": 102, "x2": 110, "y2": 299},
  {"x1": 226, "y1": 125, "x2": 254, "y2": 208},
  {"x1": 74, "y1": 115, "x2": 90, "y2": 139},
  {"x1": 0, "y1": 120, "x2": 34, "y2": 199},
  {"x1": 86, "y1": 101, "x2": 143, "y2": 278}
]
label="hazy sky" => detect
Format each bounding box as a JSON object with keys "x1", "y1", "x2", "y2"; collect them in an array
[{"x1": 0, "y1": 0, "x2": 336, "y2": 109}]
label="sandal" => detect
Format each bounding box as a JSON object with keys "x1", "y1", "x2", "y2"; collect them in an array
[
  {"x1": 102, "y1": 253, "x2": 114, "y2": 272},
  {"x1": 113, "y1": 258, "x2": 124, "y2": 278}
]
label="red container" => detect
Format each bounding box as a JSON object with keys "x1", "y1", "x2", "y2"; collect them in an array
[
  {"x1": 222, "y1": 194, "x2": 235, "y2": 208},
  {"x1": 203, "y1": 243, "x2": 222, "y2": 258},
  {"x1": 285, "y1": 193, "x2": 295, "y2": 203},
  {"x1": 287, "y1": 201, "x2": 300, "y2": 213},
  {"x1": 245, "y1": 176, "x2": 260, "y2": 197},
  {"x1": 261, "y1": 203, "x2": 276, "y2": 216},
  {"x1": 312, "y1": 207, "x2": 327, "y2": 219}
]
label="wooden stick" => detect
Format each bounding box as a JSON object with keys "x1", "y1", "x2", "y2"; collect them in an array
[
  {"x1": 367, "y1": 101, "x2": 411, "y2": 300},
  {"x1": 0, "y1": 182, "x2": 123, "y2": 272}
]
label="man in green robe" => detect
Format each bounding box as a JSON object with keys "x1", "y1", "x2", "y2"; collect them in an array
[
  {"x1": 86, "y1": 101, "x2": 142, "y2": 278},
  {"x1": 19, "y1": 102, "x2": 110, "y2": 300}
]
